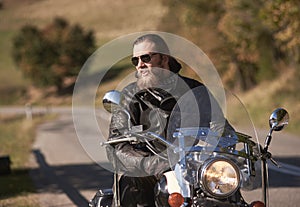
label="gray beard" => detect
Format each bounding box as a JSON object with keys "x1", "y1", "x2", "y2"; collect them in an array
[{"x1": 136, "y1": 69, "x2": 160, "y2": 90}]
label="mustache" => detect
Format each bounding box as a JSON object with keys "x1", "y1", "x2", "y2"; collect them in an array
[
  {"x1": 135, "y1": 67, "x2": 163, "y2": 78},
  {"x1": 135, "y1": 68, "x2": 150, "y2": 78}
]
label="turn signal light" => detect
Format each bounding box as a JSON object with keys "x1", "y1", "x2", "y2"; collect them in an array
[
  {"x1": 250, "y1": 201, "x2": 265, "y2": 207},
  {"x1": 168, "y1": 192, "x2": 184, "y2": 207}
]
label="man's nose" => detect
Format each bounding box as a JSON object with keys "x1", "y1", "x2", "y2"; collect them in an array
[{"x1": 137, "y1": 58, "x2": 146, "y2": 68}]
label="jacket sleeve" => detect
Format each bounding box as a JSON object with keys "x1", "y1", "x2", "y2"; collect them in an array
[
  {"x1": 105, "y1": 85, "x2": 170, "y2": 177},
  {"x1": 106, "y1": 142, "x2": 169, "y2": 177}
]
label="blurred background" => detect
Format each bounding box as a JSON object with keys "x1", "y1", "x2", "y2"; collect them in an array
[
  {"x1": 1, "y1": 0, "x2": 299, "y2": 131},
  {"x1": 0, "y1": 0, "x2": 299, "y2": 206}
]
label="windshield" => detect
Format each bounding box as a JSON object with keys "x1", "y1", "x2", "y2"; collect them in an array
[
  {"x1": 166, "y1": 87, "x2": 261, "y2": 200},
  {"x1": 166, "y1": 86, "x2": 259, "y2": 164}
]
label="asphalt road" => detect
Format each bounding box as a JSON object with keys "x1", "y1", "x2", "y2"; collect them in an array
[
  {"x1": 29, "y1": 108, "x2": 114, "y2": 207},
  {"x1": 22, "y1": 108, "x2": 300, "y2": 207}
]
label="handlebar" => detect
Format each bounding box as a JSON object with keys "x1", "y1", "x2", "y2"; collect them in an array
[{"x1": 100, "y1": 131, "x2": 175, "y2": 148}]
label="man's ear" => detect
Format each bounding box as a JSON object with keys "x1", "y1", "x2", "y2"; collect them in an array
[{"x1": 162, "y1": 55, "x2": 169, "y2": 69}]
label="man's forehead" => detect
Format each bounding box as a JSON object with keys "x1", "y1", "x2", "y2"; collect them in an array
[{"x1": 133, "y1": 41, "x2": 157, "y2": 56}]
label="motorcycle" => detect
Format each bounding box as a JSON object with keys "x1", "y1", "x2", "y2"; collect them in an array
[{"x1": 89, "y1": 89, "x2": 289, "y2": 207}]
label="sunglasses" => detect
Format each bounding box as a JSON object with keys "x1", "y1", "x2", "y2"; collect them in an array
[{"x1": 131, "y1": 53, "x2": 158, "y2": 66}]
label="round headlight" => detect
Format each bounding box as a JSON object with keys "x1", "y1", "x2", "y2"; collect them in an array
[{"x1": 200, "y1": 158, "x2": 240, "y2": 198}]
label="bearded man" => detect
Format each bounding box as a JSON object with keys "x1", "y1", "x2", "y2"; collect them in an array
[{"x1": 106, "y1": 34, "x2": 228, "y2": 207}]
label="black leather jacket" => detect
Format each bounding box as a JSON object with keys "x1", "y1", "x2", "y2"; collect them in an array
[{"x1": 106, "y1": 74, "x2": 228, "y2": 177}]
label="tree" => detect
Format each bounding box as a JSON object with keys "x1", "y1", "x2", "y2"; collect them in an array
[
  {"x1": 260, "y1": 0, "x2": 300, "y2": 64},
  {"x1": 217, "y1": 0, "x2": 271, "y2": 90},
  {"x1": 12, "y1": 17, "x2": 96, "y2": 91},
  {"x1": 160, "y1": 0, "x2": 300, "y2": 91},
  {"x1": 218, "y1": 0, "x2": 300, "y2": 89}
]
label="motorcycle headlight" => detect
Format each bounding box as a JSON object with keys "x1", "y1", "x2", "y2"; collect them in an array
[{"x1": 200, "y1": 158, "x2": 240, "y2": 198}]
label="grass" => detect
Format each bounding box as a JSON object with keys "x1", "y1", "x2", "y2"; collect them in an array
[
  {"x1": 0, "y1": 29, "x2": 28, "y2": 105},
  {"x1": 0, "y1": 30, "x2": 28, "y2": 103},
  {"x1": 229, "y1": 68, "x2": 300, "y2": 135},
  {"x1": 0, "y1": 114, "x2": 56, "y2": 207}
]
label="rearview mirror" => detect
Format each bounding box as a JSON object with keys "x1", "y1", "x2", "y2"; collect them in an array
[
  {"x1": 102, "y1": 90, "x2": 122, "y2": 113},
  {"x1": 269, "y1": 108, "x2": 289, "y2": 131}
]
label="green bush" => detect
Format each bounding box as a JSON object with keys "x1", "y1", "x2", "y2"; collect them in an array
[{"x1": 12, "y1": 17, "x2": 96, "y2": 91}]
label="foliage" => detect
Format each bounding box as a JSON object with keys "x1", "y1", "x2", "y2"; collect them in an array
[
  {"x1": 260, "y1": 0, "x2": 300, "y2": 63},
  {"x1": 160, "y1": 0, "x2": 300, "y2": 91},
  {"x1": 217, "y1": 0, "x2": 276, "y2": 90},
  {"x1": 182, "y1": 0, "x2": 225, "y2": 23},
  {"x1": 12, "y1": 17, "x2": 96, "y2": 90},
  {"x1": 218, "y1": 0, "x2": 300, "y2": 89}
]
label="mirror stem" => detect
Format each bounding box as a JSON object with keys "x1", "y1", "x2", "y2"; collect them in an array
[{"x1": 264, "y1": 128, "x2": 274, "y2": 151}]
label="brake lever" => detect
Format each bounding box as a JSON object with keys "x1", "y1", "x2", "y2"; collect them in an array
[
  {"x1": 261, "y1": 149, "x2": 281, "y2": 168},
  {"x1": 100, "y1": 136, "x2": 138, "y2": 146},
  {"x1": 270, "y1": 157, "x2": 281, "y2": 168}
]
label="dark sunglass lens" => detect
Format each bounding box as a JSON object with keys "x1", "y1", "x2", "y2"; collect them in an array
[
  {"x1": 131, "y1": 54, "x2": 153, "y2": 66},
  {"x1": 131, "y1": 57, "x2": 139, "y2": 66},
  {"x1": 140, "y1": 54, "x2": 151, "y2": 63}
]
